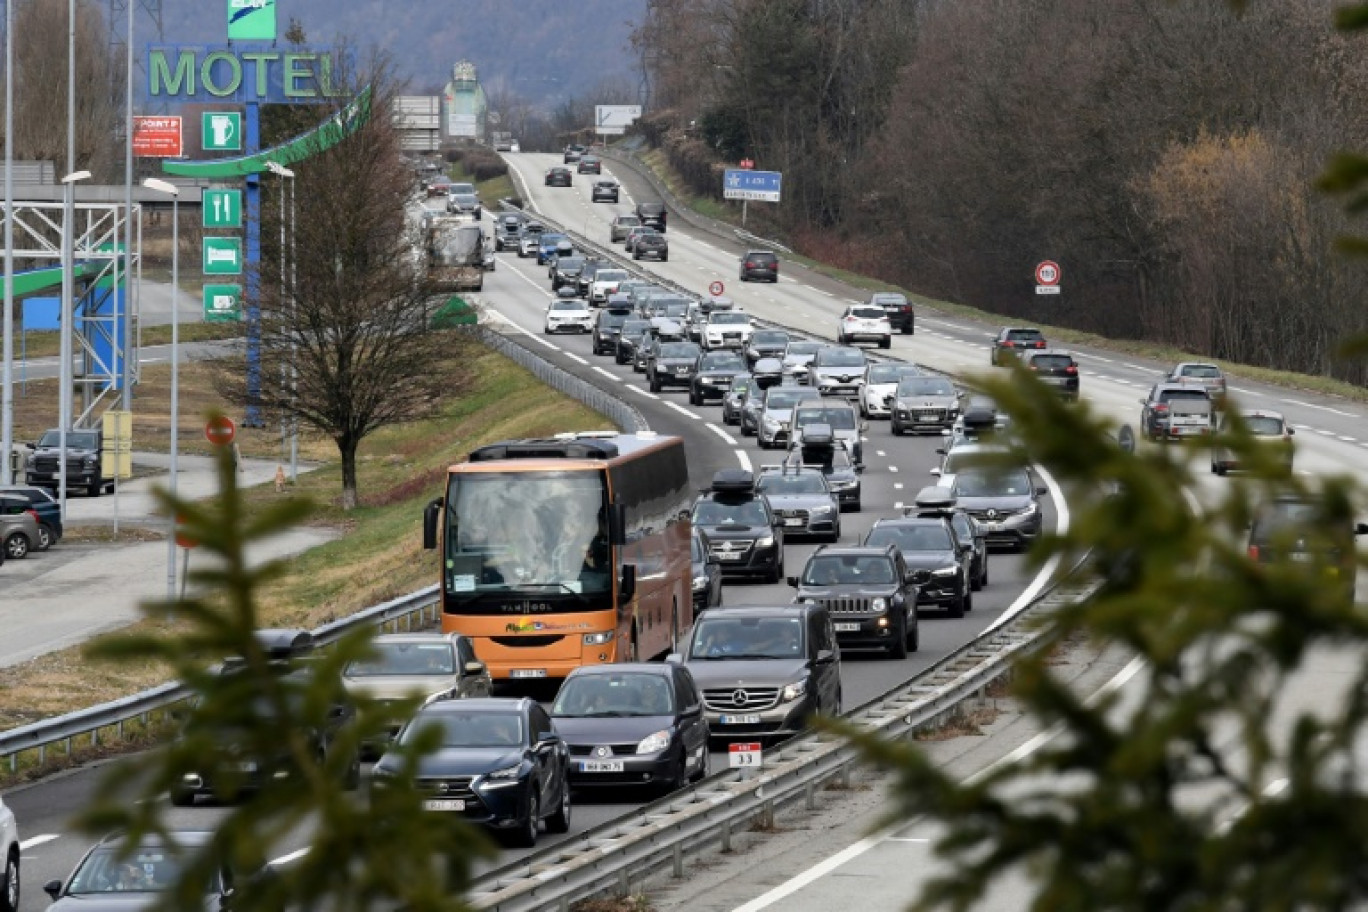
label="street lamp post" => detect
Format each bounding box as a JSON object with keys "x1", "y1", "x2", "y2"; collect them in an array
[
  {"x1": 267, "y1": 161, "x2": 297, "y2": 481},
  {"x1": 2, "y1": 0, "x2": 15, "y2": 487},
  {"x1": 58, "y1": 170, "x2": 91, "y2": 523},
  {"x1": 142, "y1": 178, "x2": 179, "y2": 601}
]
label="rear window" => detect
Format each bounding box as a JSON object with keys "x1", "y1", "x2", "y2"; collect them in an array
[
  {"x1": 1006, "y1": 329, "x2": 1044, "y2": 342},
  {"x1": 1180, "y1": 364, "x2": 1222, "y2": 378},
  {"x1": 1160, "y1": 389, "x2": 1209, "y2": 402},
  {"x1": 1244, "y1": 416, "x2": 1285, "y2": 436},
  {"x1": 639, "y1": 203, "x2": 665, "y2": 214},
  {"x1": 617, "y1": 216, "x2": 641, "y2": 226},
  {"x1": 850, "y1": 307, "x2": 886, "y2": 320},
  {"x1": 747, "y1": 252, "x2": 777, "y2": 264},
  {"x1": 1029, "y1": 354, "x2": 1075, "y2": 369}
]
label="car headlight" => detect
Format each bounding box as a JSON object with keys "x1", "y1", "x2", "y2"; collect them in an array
[
  {"x1": 798, "y1": 597, "x2": 817, "y2": 605},
  {"x1": 810, "y1": 505, "x2": 834, "y2": 515},
  {"x1": 756, "y1": 535, "x2": 775, "y2": 549},
  {"x1": 932, "y1": 566, "x2": 958, "y2": 578},
  {"x1": 636, "y1": 730, "x2": 671, "y2": 754},
  {"x1": 692, "y1": 574, "x2": 708, "y2": 591},
  {"x1": 781, "y1": 678, "x2": 808, "y2": 702},
  {"x1": 1013, "y1": 503, "x2": 1040, "y2": 517},
  {"x1": 583, "y1": 631, "x2": 614, "y2": 646},
  {"x1": 831, "y1": 479, "x2": 856, "y2": 490},
  {"x1": 871, "y1": 597, "x2": 887, "y2": 611},
  {"x1": 763, "y1": 417, "x2": 781, "y2": 430},
  {"x1": 483, "y1": 763, "x2": 524, "y2": 784}
]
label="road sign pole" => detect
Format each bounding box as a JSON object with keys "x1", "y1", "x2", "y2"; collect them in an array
[
  {"x1": 167, "y1": 191, "x2": 179, "y2": 601},
  {"x1": 742, "y1": 200, "x2": 748, "y2": 229},
  {"x1": 244, "y1": 101, "x2": 263, "y2": 427}
]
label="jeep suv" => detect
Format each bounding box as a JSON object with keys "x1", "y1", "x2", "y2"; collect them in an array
[
  {"x1": 691, "y1": 470, "x2": 785, "y2": 582},
  {"x1": 28, "y1": 427, "x2": 109, "y2": 496},
  {"x1": 789, "y1": 544, "x2": 919, "y2": 658},
  {"x1": 673, "y1": 604, "x2": 841, "y2": 742},
  {"x1": 592, "y1": 306, "x2": 635, "y2": 356}
]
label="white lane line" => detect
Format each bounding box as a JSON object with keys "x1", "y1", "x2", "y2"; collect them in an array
[
  {"x1": 892, "y1": 502, "x2": 903, "y2": 510},
  {"x1": 888, "y1": 466, "x2": 899, "y2": 473},
  {"x1": 625, "y1": 386, "x2": 660, "y2": 400},
  {"x1": 1228, "y1": 386, "x2": 1255, "y2": 394},
  {"x1": 664, "y1": 401, "x2": 702, "y2": 420},
  {"x1": 270, "y1": 848, "x2": 310, "y2": 866},
  {"x1": 734, "y1": 449, "x2": 752, "y2": 472},
  {"x1": 21, "y1": 834, "x2": 60, "y2": 850},
  {"x1": 708, "y1": 423, "x2": 738, "y2": 445},
  {"x1": 563, "y1": 352, "x2": 588, "y2": 365},
  {"x1": 1316, "y1": 429, "x2": 1336, "y2": 437},
  {"x1": 592, "y1": 366, "x2": 621, "y2": 382},
  {"x1": 886, "y1": 837, "x2": 931, "y2": 843},
  {"x1": 1340, "y1": 436, "x2": 1358, "y2": 443},
  {"x1": 893, "y1": 483, "x2": 904, "y2": 490},
  {"x1": 876, "y1": 450, "x2": 887, "y2": 457},
  {"x1": 1282, "y1": 397, "x2": 1358, "y2": 417},
  {"x1": 1077, "y1": 353, "x2": 1114, "y2": 363}
]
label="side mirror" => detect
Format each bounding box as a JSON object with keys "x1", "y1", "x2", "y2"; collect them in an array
[
  {"x1": 45, "y1": 881, "x2": 63, "y2": 900},
  {"x1": 786, "y1": 575, "x2": 800, "y2": 587},
  {"x1": 665, "y1": 652, "x2": 683, "y2": 665},
  {"x1": 814, "y1": 649, "x2": 836, "y2": 665},
  {"x1": 1035, "y1": 485, "x2": 1049, "y2": 497},
  {"x1": 534, "y1": 736, "x2": 560, "y2": 752},
  {"x1": 463, "y1": 661, "x2": 487, "y2": 677},
  {"x1": 855, "y1": 464, "x2": 865, "y2": 474},
  {"x1": 1288, "y1": 428, "x2": 1296, "y2": 436},
  {"x1": 681, "y1": 703, "x2": 703, "y2": 718},
  {"x1": 619, "y1": 563, "x2": 637, "y2": 602},
  {"x1": 422, "y1": 498, "x2": 441, "y2": 550}
]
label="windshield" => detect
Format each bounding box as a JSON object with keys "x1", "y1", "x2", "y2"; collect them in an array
[
  {"x1": 552, "y1": 673, "x2": 675, "y2": 717},
  {"x1": 596, "y1": 270, "x2": 628, "y2": 283},
  {"x1": 730, "y1": 376, "x2": 752, "y2": 392},
  {"x1": 600, "y1": 313, "x2": 629, "y2": 328},
  {"x1": 756, "y1": 472, "x2": 828, "y2": 495},
  {"x1": 752, "y1": 331, "x2": 788, "y2": 346},
  {"x1": 795, "y1": 407, "x2": 856, "y2": 430},
  {"x1": 899, "y1": 377, "x2": 955, "y2": 397},
  {"x1": 445, "y1": 470, "x2": 610, "y2": 597},
  {"x1": 802, "y1": 554, "x2": 896, "y2": 585},
  {"x1": 955, "y1": 470, "x2": 1034, "y2": 497},
  {"x1": 430, "y1": 224, "x2": 482, "y2": 265},
  {"x1": 866, "y1": 524, "x2": 953, "y2": 552},
  {"x1": 785, "y1": 342, "x2": 822, "y2": 358},
  {"x1": 39, "y1": 430, "x2": 99, "y2": 449},
  {"x1": 1031, "y1": 355, "x2": 1074, "y2": 369},
  {"x1": 867, "y1": 364, "x2": 914, "y2": 384},
  {"x1": 693, "y1": 499, "x2": 770, "y2": 526},
  {"x1": 403, "y1": 711, "x2": 524, "y2": 748},
  {"x1": 690, "y1": 617, "x2": 803, "y2": 659},
  {"x1": 816, "y1": 348, "x2": 865, "y2": 367},
  {"x1": 556, "y1": 257, "x2": 586, "y2": 270},
  {"x1": 540, "y1": 233, "x2": 566, "y2": 247},
  {"x1": 65, "y1": 847, "x2": 187, "y2": 895},
  {"x1": 943, "y1": 448, "x2": 1012, "y2": 475},
  {"x1": 617, "y1": 216, "x2": 641, "y2": 226},
  {"x1": 871, "y1": 293, "x2": 907, "y2": 306},
  {"x1": 1242, "y1": 416, "x2": 1285, "y2": 436},
  {"x1": 701, "y1": 353, "x2": 746, "y2": 371},
  {"x1": 712, "y1": 312, "x2": 750, "y2": 324},
  {"x1": 663, "y1": 303, "x2": 690, "y2": 318},
  {"x1": 346, "y1": 642, "x2": 455, "y2": 677},
  {"x1": 452, "y1": 194, "x2": 477, "y2": 205},
  {"x1": 551, "y1": 300, "x2": 586, "y2": 312},
  {"x1": 1006, "y1": 329, "x2": 1043, "y2": 342},
  {"x1": 765, "y1": 390, "x2": 806, "y2": 411},
  {"x1": 621, "y1": 320, "x2": 652, "y2": 336},
  {"x1": 660, "y1": 342, "x2": 701, "y2": 359},
  {"x1": 450, "y1": 183, "x2": 475, "y2": 195}
]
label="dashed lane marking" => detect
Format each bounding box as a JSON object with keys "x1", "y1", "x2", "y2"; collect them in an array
[
  {"x1": 664, "y1": 401, "x2": 702, "y2": 420},
  {"x1": 592, "y1": 366, "x2": 621, "y2": 382},
  {"x1": 708, "y1": 424, "x2": 738, "y2": 445},
  {"x1": 21, "y1": 834, "x2": 60, "y2": 850}
]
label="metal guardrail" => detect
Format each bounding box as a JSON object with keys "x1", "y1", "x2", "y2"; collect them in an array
[{"x1": 467, "y1": 560, "x2": 1101, "y2": 911}]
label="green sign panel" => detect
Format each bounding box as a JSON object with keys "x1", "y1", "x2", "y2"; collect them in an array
[
  {"x1": 227, "y1": 0, "x2": 277, "y2": 41},
  {"x1": 202, "y1": 112, "x2": 242, "y2": 151},
  {"x1": 203, "y1": 237, "x2": 243, "y2": 275},
  {"x1": 204, "y1": 284, "x2": 242, "y2": 322},
  {"x1": 202, "y1": 189, "x2": 242, "y2": 228}
]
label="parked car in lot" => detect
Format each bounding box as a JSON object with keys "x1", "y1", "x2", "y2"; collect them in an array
[
  {"x1": 1167, "y1": 361, "x2": 1228, "y2": 406},
  {"x1": 891, "y1": 375, "x2": 962, "y2": 436},
  {"x1": 755, "y1": 465, "x2": 841, "y2": 541},
  {"x1": 869, "y1": 291, "x2": 915, "y2": 334},
  {"x1": 1022, "y1": 349, "x2": 1080, "y2": 400},
  {"x1": 550, "y1": 664, "x2": 710, "y2": 792},
  {"x1": 837, "y1": 305, "x2": 892, "y2": 349},
  {"x1": 789, "y1": 544, "x2": 919, "y2": 658},
  {"x1": 673, "y1": 604, "x2": 841, "y2": 742},
  {"x1": 0, "y1": 484, "x2": 61, "y2": 550},
  {"x1": 374, "y1": 697, "x2": 571, "y2": 848},
  {"x1": 633, "y1": 232, "x2": 669, "y2": 262},
  {"x1": 690, "y1": 469, "x2": 785, "y2": 582},
  {"x1": 990, "y1": 327, "x2": 1048, "y2": 365},
  {"x1": 646, "y1": 340, "x2": 704, "y2": 392},
  {"x1": 739, "y1": 250, "x2": 779, "y2": 282},
  {"x1": 1211, "y1": 409, "x2": 1295, "y2": 476},
  {"x1": 691, "y1": 529, "x2": 723, "y2": 611},
  {"x1": 342, "y1": 632, "x2": 491, "y2": 759},
  {"x1": 591, "y1": 179, "x2": 619, "y2": 202},
  {"x1": 947, "y1": 466, "x2": 1048, "y2": 551},
  {"x1": 544, "y1": 296, "x2": 594, "y2": 334},
  {"x1": 0, "y1": 496, "x2": 40, "y2": 560},
  {"x1": 544, "y1": 166, "x2": 573, "y2": 187},
  {"x1": 805, "y1": 345, "x2": 868, "y2": 396},
  {"x1": 1139, "y1": 383, "x2": 1213, "y2": 441},
  {"x1": 690, "y1": 350, "x2": 748, "y2": 405},
  {"x1": 859, "y1": 362, "x2": 923, "y2": 420},
  {"x1": 611, "y1": 214, "x2": 642, "y2": 243}
]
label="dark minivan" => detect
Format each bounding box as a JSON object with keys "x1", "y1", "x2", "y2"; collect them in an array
[
  {"x1": 739, "y1": 250, "x2": 779, "y2": 283},
  {"x1": 636, "y1": 201, "x2": 667, "y2": 232}
]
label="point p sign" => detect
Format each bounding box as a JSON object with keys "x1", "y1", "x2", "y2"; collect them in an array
[{"x1": 227, "y1": 0, "x2": 277, "y2": 41}]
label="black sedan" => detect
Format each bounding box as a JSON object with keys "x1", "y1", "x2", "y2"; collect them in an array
[
  {"x1": 551, "y1": 664, "x2": 711, "y2": 792},
  {"x1": 373, "y1": 697, "x2": 571, "y2": 848},
  {"x1": 43, "y1": 831, "x2": 255, "y2": 912},
  {"x1": 545, "y1": 167, "x2": 573, "y2": 187}
]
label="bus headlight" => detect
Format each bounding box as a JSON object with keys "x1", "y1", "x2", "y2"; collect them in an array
[{"x1": 583, "y1": 632, "x2": 614, "y2": 646}]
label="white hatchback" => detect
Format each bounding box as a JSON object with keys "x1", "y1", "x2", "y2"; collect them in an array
[
  {"x1": 544, "y1": 298, "x2": 594, "y2": 334},
  {"x1": 589, "y1": 269, "x2": 630, "y2": 305},
  {"x1": 1, "y1": 793, "x2": 20, "y2": 912},
  {"x1": 837, "y1": 305, "x2": 892, "y2": 349}
]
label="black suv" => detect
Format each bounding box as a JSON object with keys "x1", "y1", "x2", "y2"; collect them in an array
[
  {"x1": 739, "y1": 250, "x2": 779, "y2": 283},
  {"x1": 789, "y1": 544, "x2": 919, "y2": 658},
  {"x1": 633, "y1": 232, "x2": 669, "y2": 262},
  {"x1": 592, "y1": 306, "x2": 635, "y2": 356},
  {"x1": 646, "y1": 340, "x2": 703, "y2": 392},
  {"x1": 691, "y1": 470, "x2": 785, "y2": 582},
  {"x1": 690, "y1": 350, "x2": 748, "y2": 405},
  {"x1": 869, "y1": 291, "x2": 914, "y2": 334},
  {"x1": 1023, "y1": 349, "x2": 1080, "y2": 400},
  {"x1": 549, "y1": 255, "x2": 587, "y2": 292},
  {"x1": 990, "y1": 327, "x2": 1048, "y2": 365},
  {"x1": 636, "y1": 201, "x2": 667, "y2": 231},
  {"x1": 863, "y1": 511, "x2": 973, "y2": 617}
]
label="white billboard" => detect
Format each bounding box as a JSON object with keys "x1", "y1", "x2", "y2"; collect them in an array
[{"x1": 595, "y1": 104, "x2": 642, "y2": 136}]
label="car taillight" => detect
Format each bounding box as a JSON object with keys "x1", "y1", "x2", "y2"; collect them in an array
[
  {"x1": 745, "y1": 261, "x2": 755, "y2": 268},
  {"x1": 26, "y1": 509, "x2": 39, "y2": 522},
  {"x1": 1035, "y1": 341, "x2": 1046, "y2": 348},
  {"x1": 1248, "y1": 544, "x2": 1260, "y2": 561},
  {"x1": 1065, "y1": 366, "x2": 1077, "y2": 375},
  {"x1": 1153, "y1": 404, "x2": 1169, "y2": 412}
]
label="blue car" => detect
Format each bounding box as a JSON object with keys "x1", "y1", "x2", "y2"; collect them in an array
[
  {"x1": 536, "y1": 233, "x2": 568, "y2": 265},
  {"x1": 0, "y1": 485, "x2": 62, "y2": 550}
]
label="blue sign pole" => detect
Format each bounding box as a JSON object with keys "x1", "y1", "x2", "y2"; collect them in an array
[{"x1": 244, "y1": 101, "x2": 263, "y2": 426}]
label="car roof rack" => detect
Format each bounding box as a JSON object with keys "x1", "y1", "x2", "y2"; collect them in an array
[{"x1": 710, "y1": 468, "x2": 755, "y2": 493}]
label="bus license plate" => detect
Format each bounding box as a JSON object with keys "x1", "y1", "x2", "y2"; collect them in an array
[
  {"x1": 719, "y1": 714, "x2": 761, "y2": 725},
  {"x1": 833, "y1": 622, "x2": 860, "y2": 633},
  {"x1": 578, "y1": 761, "x2": 625, "y2": 773},
  {"x1": 510, "y1": 669, "x2": 547, "y2": 679},
  {"x1": 423, "y1": 799, "x2": 466, "y2": 812}
]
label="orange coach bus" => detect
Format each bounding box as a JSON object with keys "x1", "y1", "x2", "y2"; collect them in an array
[{"x1": 421, "y1": 431, "x2": 694, "y2": 681}]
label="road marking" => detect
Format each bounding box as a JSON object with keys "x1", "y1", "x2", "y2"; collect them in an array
[
  {"x1": 1281, "y1": 397, "x2": 1357, "y2": 417},
  {"x1": 708, "y1": 423, "x2": 738, "y2": 445},
  {"x1": 664, "y1": 401, "x2": 702, "y2": 420},
  {"x1": 892, "y1": 502, "x2": 903, "y2": 510},
  {"x1": 734, "y1": 449, "x2": 753, "y2": 472},
  {"x1": 876, "y1": 450, "x2": 887, "y2": 457},
  {"x1": 893, "y1": 483, "x2": 903, "y2": 490},
  {"x1": 1228, "y1": 386, "x2": 1255, "y2": 394},
  {"x1": 20, "y1": 834, "x2": 60, "y2": 850},
  {"x1": 625, "y1": 386, "x2": 659, "y2": 400},
  {"x1": 1077, "y1": 353, "x2": 1114, "y2": 364},
  {"x1": 563, "y1": 352, "x2": 588, "y2": 365},
  {"x1": 888, "y1": 466, "x2": 898, "y2": 473},
  {"x1": 1340, "y1": 436, "x2": 1357, "y2": 443},
  {"x1": 886, "y1": 837, "x2": 931, "y2": 843},
  {"x1": 270, "y1": 848, "x2": 310, "y2": 866}
]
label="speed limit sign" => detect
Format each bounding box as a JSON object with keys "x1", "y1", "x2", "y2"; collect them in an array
[
  {"x1": 1035, "y1": 260, "x2": 1061, "y2": 295},
  {"x1": 709, "y1": 280, "x2": 725, "y2": 297}
]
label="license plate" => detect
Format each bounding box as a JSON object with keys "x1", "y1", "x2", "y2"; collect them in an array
[
  {"x1": 578, "y1": 760, "x2": 625, "y2": 773},
  {"x1": 984, "y1": 523, "x2": 1003, "y2": 532},
  {"x1": 423, "y1": 799, "x2": 466, "y2": 812},
  {"x1": 833, "y1": 622, "x2": 860, "y2": 633},
  {"x1": 784, "y1": 518, "x2": 803, "y2": 526},
  {"x1": 719, "y1": 714, "x2": 761, "y2": 725},
  {"x1": 510, "y1": 669, "x2": 546, "y2": 679},
  {"x1": 918, "y1": 415, "x2": 940, "y2": 422},
  {"x1": 716, "y1": 552, "x2": 743, "y2": 560}
]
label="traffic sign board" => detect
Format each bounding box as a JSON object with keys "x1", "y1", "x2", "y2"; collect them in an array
[
  {"x1": 202, "y1": 237, "x2": 243, "y2": 275},
  {"x1": 132, "y1": 116, "x2": 183, "y2": 157},
  {"x1": 1035, "y1": 260, "x2": 1061, "y2": 286},
  {"x1": 202, "y1": 112, "x2": 242, "y2": 151},
  {"x1": 203, "y1": 284, "x2": 242, "y2": 322},
  {"x1": 205, "y1": 415, "x2": 237, "y2": 447},
  {"x1": 728, "y1": 742, "x2": 762, "y2": 768},
  {"x1": 1036, "y1": 285, "x2": 1061, "y2": 295},
  {"x1": 739, "y1": 158, "x2": 754, "y2": 170},
  {"x1": 723, "y1": 169, "x2": 781, "y2": 202},
  {"x1": 203, "y1": 189, "x2": 242, "y2": 228},
  {"x1": 175, "y1": 515, "x2": 198, "y2": 549},
  {"x1": 709, "y1": 280, "x2": 725, "y2": 296}
]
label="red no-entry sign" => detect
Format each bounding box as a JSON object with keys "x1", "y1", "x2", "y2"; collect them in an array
[{"x1": 205, "y1": 415, "x2": 237, "y2": 447}]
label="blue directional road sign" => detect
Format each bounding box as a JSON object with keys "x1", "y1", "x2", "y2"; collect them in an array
[{"x1": 723, "y1": 169, "x2": 782, "y2": 202}]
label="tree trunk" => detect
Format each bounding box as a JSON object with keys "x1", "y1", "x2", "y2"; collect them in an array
[{"x1": 338, "y1": 436, "x2": 359, "y2": 511}]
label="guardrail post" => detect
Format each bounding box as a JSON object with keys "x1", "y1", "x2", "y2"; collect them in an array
[
  {"x1": 835, "y1": 763, "x2": 850, "y2": 790},
  {"x1": 721, "y1": 819, "x2": 732, "y2": 853},
  {"x1": 64, "y1": 736, "x2": 71, "y2": 756},
  {"x1": 117, "y1": 719, "x2": 125, "y2": 740},
  {"x1": 91, "y1": 726, "x2": 99, "y2": 747},
  {"x1": 672, "y1": 842, "x2": 684, "y2": 878},
  {"x1": 757, "y1": 800, "x2": 774, "y2": 830},
  {"x1": 617, "y1": 868, "x2": 630, "y2": 896},
  {"x1": 805, "y1": 782, "x2": 817, "y2": 810}
]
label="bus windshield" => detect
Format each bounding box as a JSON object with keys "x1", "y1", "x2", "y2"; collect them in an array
[
  {"x1": 430, "y1": 224, "x2": 482, "y2": 266},
  {"x1": 445, "y1": 470, "x2": 610, "y2": 599}
]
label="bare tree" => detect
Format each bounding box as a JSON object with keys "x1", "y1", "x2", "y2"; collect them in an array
[{"x1": 217, "y1": 51, "x2": 458, "y2": 510}]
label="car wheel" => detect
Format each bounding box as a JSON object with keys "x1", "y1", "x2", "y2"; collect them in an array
[
  {"x1": 948, "y1": 591, "x2": 966, "y2": 619},
  {"x1": 971, "y1": 564, "x2": 984, "y2": 592},
  {"x1": 908, "y1": 617, "x2": 920, "y2": 653},
  {"x1": 36, "y1": 523, "x2": 53, "y2": 551},
  {"x1": 2, "y1": 847, "x2": 19, "y2": 912},
  {"x1": 888, "y1": 617, "x2": 909, "y2": 659},
  {"x1": 546, "y1": 779, "x2": 572, "y2": 834},
  {"x1": 86, "y1": 481, "x2": 100, "y2": 497},
  {"x1": 901, "y1": 326, "x2": 913, "y2": 335},
  {"x1": 879, "y1": 337, "x2": 891, "y2": 349},
  {"x1": 509, "y1": 793, "x2": 539, "y2": 848},
  {"x1": 963, "y1": 590, "x2": 973, "y2": 613},
  {"x1": 633, "y1": 251, "x2": 641, "y2": 260},
  {"x1": 661, "y1": 254, "x2": 669, "y2": 262},
  {"x1": 829, "y1": 522, "x2": 841, "y2": 544},
  {"x1": 982, "y1": 561, "x2": 990, "y2": 588},
  {"x1": 892, "y1": 420, "x2": 903, "y2": 436},
  {"x1": 742, "y1": 423, "x2": 754, "y2": 437},
  {"x1": 5, "y1": 533, "x2": 29, "y2": 560},
  {"x1": 650, "y1": 375, "x2": 661, "y2": 393}
]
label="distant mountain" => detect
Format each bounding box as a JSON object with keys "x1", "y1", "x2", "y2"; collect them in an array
[{"x1": 154, "y1": 1, "x2": 647, "y2": 106}]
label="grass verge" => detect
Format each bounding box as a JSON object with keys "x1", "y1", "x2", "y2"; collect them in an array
[
  {"x1": 15, "y1": 322, "x2": 241, "y2": 361},
  {"x1": 0, "y1": 334, "x2": 615, "y2": 780}
]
